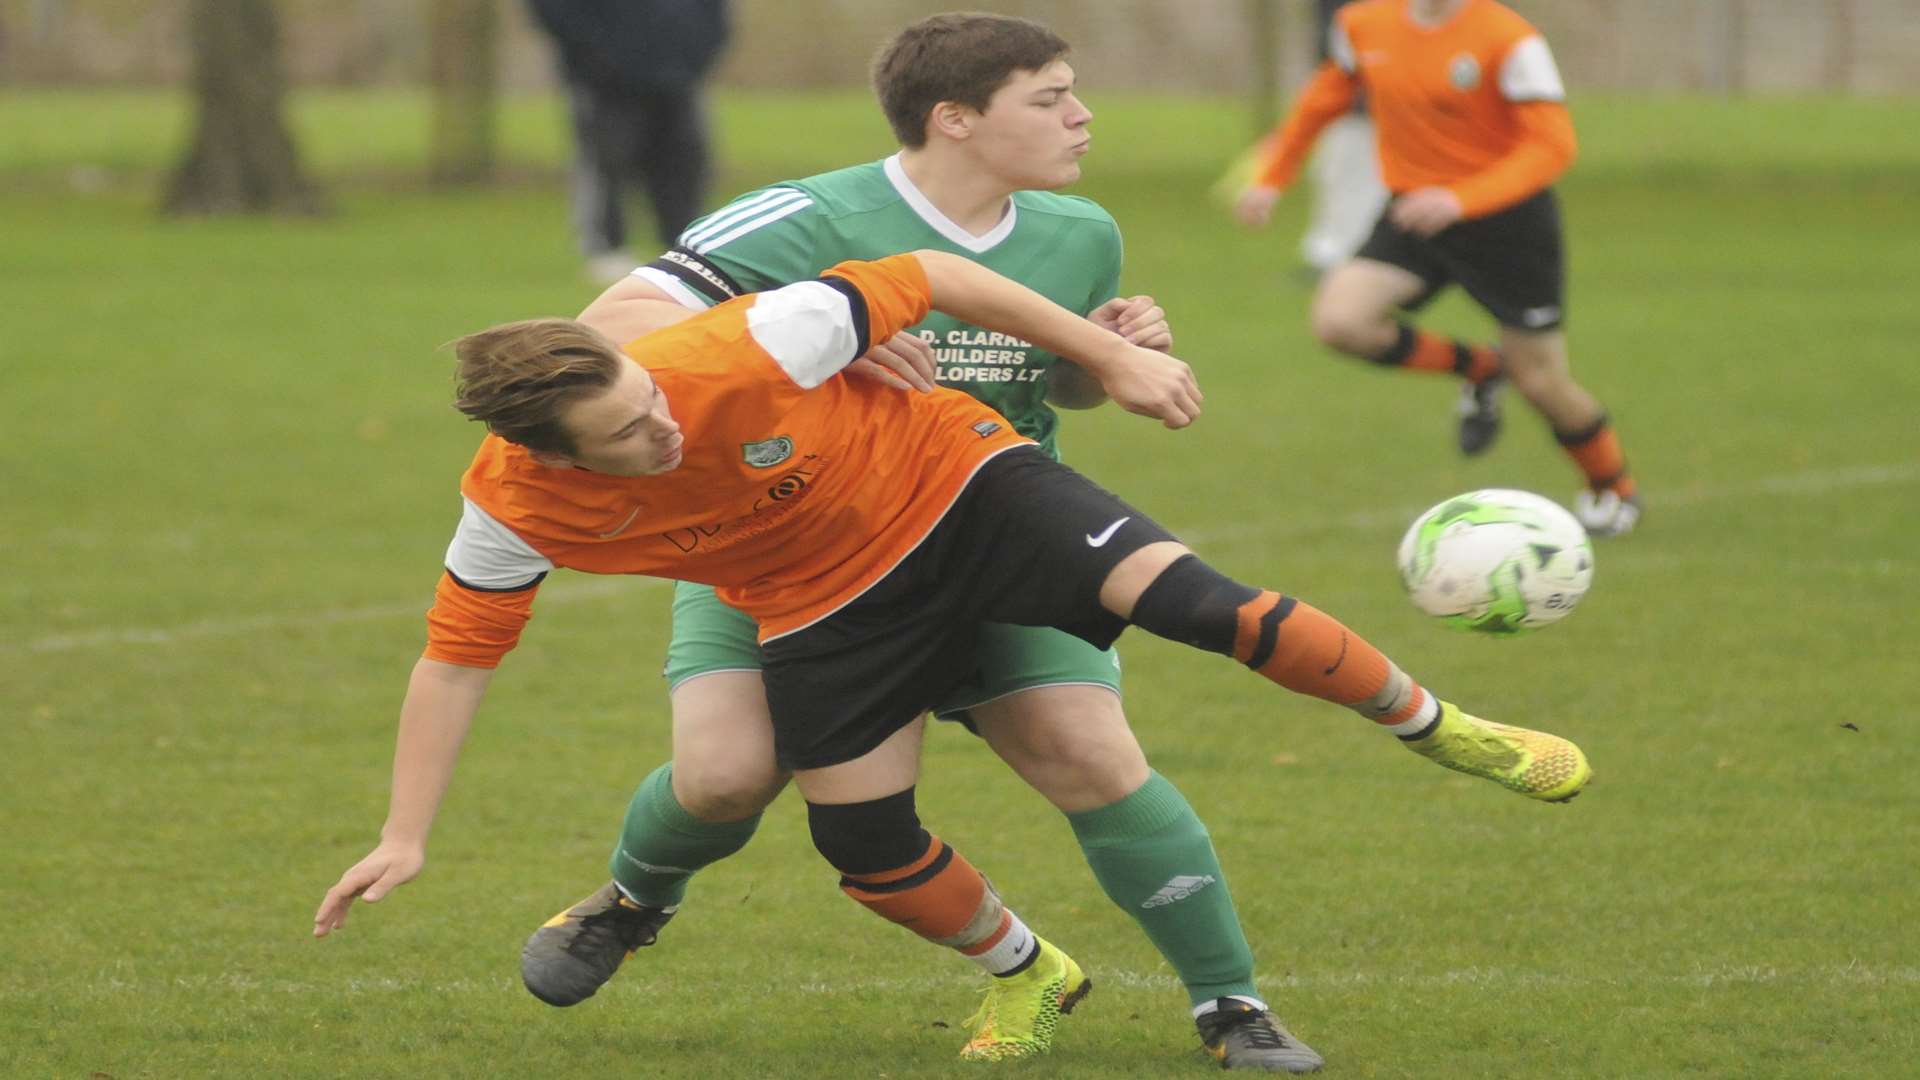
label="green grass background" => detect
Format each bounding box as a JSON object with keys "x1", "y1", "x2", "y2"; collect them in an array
[{"x1": 3, "y1": 88, "x2": 1918, "y2": 1078}]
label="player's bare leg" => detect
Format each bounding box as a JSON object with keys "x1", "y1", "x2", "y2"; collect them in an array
[
  {"x1": 1500, "y1": 327, "x2": 1640, "y2": 535},
  {"x1": 1308, "y1": 258, "x2": 1425, "y2": 359},
  {"x1": 972, "y1": 687, "x2": 1147, "y2": 812},
  {"x1": 1312, "y1": 259, "x2": 1507, "y2": 454}
]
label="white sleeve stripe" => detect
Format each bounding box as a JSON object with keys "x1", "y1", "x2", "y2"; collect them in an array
[
  {"x1": 679, "y1": 188, "x2": 800, "y2": 245},
  {"x1": 681, "y1": 189, "x2": 810, "y2": 247},
  {"x1": 692, "y1": 197, "x2": 816, "y2": 255},
  {"x1": 1499, "y1": 35, "x2": 1567, "y2": 102},
  {"x1": 633, "y1": 266, "x2": 714, "y2": 310},
  {"x1": 745, "y1": 281, "x2": 859, "y2": 389},
  {"x1": 444, "y1": 497, "x2": 554, "y2": 590}
]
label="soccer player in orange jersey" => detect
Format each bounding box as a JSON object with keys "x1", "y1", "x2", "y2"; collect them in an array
[
  {"x1": 1234, "y1": 0, "x2": 1641, "y2": 535},
  {"x1": 314, "y1": 250, "x2": 1591, "y2": 1066}
]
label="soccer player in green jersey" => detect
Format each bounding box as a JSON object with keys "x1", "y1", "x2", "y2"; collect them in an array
[{"x1": 519, "y1": 14, "x2": 1318, "y2": 1071}]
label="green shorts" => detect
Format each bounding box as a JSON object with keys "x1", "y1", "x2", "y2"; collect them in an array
[{"x1": 663, "y1": 580, "x2": 1122, "y2": 720}]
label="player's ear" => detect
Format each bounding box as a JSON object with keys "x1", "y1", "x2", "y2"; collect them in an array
[
  {"x1": 927, "y1": 100, "x2": 974, "y2": 142},
  {"x1": 528, "y1": 448, "x2": 576, "y2": 469}
]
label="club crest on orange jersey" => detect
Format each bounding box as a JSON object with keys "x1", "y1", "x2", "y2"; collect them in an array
[
  {"x1": 1448, "y1": 53, "x2": 1482, "y2": 91},
  {"x1": 742, "y1": 436, "x2": 795, "y2": 468}
]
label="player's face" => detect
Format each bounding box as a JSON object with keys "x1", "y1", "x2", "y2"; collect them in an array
[
  {"x1": 971, "y1": 60, "x2": 1093, "y2": 190},
  {"x1": 550, "y1": 362, "x2": 683, "y2": 476}
]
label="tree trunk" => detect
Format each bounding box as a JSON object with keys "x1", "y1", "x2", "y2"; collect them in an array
[
  {"x1": 163, "y1": 0, "x2": 325, "y2": 216},
  {"x1": 428, "y1": 0, "x2": 499, "y2": 187}
]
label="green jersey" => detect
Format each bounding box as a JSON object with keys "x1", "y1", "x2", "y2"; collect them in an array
[{"x1": 634, "y1": 154, "x2": 1124, "y2": 458}]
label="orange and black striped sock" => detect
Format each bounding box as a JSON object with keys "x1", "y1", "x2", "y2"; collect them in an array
[
  {"x1": 1374, "y1": 323, "x2": 1501, "y2": 383},
  {"x1": 1233, "y1": 592, "x2": 1440, "y2": 736},
  {"x1": 839, "y1": 835, "x2": 1038, "y2": 976},
  {"x1": 1555, "y1": 414, "x2": 1637, "y2": 498}
]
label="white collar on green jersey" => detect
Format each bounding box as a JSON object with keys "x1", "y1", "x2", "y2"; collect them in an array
[{"x1": 883, "y1": 153, "x2": 1019, "y2": 254}]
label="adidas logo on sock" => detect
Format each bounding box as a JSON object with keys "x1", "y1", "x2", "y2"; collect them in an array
[{"x1": 1141, "y1": 874, "x2": 1218, "y2": 908}]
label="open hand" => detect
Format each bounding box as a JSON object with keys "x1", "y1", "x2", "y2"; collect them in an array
[
  {"x1": 846, "y1": 330, "x2": 937, "y2": 392},
  {"x1": 313, "y1": 841, "x2": 425, "y2": 938},
  {"x1": 1234, "y1": 186, "x2": 1283, "y2": 228}
]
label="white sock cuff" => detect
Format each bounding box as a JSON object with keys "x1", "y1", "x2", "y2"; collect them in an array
[{"x1": 1193, "y1": 993, "x2": 1270, "y2": 1018}]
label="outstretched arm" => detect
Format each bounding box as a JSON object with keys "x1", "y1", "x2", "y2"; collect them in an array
[
  {"x1": 1235, "y1": 61, "x2": 1358, "y2": 228},
  {"x1": 313, "y1": 658, "x2": 493, "y2": 937},
  {"x1": 910, "y1": 250, "x2": 1202, "y2": 428}
]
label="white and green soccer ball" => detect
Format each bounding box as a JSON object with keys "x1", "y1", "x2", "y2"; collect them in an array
[{"x1": 1396, "y1": 488, "x2": 1594, "y2": 635}]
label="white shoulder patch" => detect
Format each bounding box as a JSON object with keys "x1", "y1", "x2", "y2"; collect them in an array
[
  {"x1": 1500, "y1": 35, "x2": 1566, "y2": 102},
  {"x1": 745, "y1": 280, "x2": 860, "y2": 389},
  {"x1": 444, "y1": 497, "x2": 553, "y2": 589},
  {"x1": 1329, "y1": 22, "x2": 1358, "y2": 74}
]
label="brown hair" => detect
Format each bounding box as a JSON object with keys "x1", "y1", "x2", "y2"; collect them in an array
[
  {"x1": 450, "y1": 318, "x2": 625, "y2": 455},
  {"x1": 871, "y1": 12, "x2": 1070, "y2": 148}
]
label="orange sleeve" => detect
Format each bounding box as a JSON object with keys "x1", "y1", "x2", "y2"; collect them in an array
[
  {"x1": 820, "y1": 253, "x2": 934, "y2": 345},
  {"x1": 422, "y1": 571, "x2": 538, "y2": 669},
  {"x1": 1448, "y1": 100, "x2": 1577, "y2": 218},
  {"x1": 1250, "y1": 61, "x2": 1360, "y2": 191}
]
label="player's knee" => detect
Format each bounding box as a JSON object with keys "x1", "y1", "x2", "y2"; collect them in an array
[
  {"x1": 671, "y1": 756, "x2": 787, "y2": 822},
  {"x1": 1308, "y1": 302, "x2": 1376, "y2": 356},
  {"x1": 1500, "y1": 349, "x2": 1569, "y2": 402},
  {"x1": 980, "y1": 692, "x2": 1149, "y2": 810},
  {"x1": 806, "y1": 789, "x2": 930, "y2": 875}
]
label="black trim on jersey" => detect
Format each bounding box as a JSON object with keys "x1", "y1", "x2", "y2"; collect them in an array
[
  {"x1": 840, "y1": 842, "x2": 955, "y2": 895},
  {"x1": 816, "y1": 274, "x2": 873, "y2": 362},
  {"x1": 445, "y1": 567, "x2": 547, "y2": 593},
  {"x1": 643, "y1": 246, "x2": 745, "y2": 307}
]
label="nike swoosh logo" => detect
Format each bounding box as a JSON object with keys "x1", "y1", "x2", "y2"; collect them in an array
[
  {"x1": 1086, "y1": 516, "x2": 1131, "y2": 547},
  {"x1": 597, "y1": 506, "x2": 642, "y2": 539}
]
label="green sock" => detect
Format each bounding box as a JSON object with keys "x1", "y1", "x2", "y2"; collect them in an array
[
  {"x1": 1067, "y1": 771, "x2": 1259, "y2": 1006},
  {"x1": 608, "y1": 764, "x2": 760, "y2": 909}
]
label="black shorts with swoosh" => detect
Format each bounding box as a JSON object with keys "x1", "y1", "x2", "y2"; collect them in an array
[{"x1": 759, "y1": 446, "x2": 1176, "y2": 770}]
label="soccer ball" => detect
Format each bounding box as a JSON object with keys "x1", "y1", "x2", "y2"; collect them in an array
[{"x1": 1396, "y1": 488, "x2": 1594, "y2": 634}]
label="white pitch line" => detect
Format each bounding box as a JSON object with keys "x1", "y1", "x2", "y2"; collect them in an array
[{"x1": 10, "y1": 460, "x2": 1916, "y2": 657}]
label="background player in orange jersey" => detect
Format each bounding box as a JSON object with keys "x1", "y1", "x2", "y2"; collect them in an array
[
  {"x1": 1233, "y1": 0, "x2": 1641, "y2": 536},
  {"x1": 316, "y1": 248, "x2": 1592, "y2": 1067}
]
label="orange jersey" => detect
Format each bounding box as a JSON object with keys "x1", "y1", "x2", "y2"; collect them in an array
[
  {"x1": 1253, "y1": 0, "x2": 1577, "y2": 218},
  {"x1": 423, "y1": 254, "x2": 1035, "y2": 668}
]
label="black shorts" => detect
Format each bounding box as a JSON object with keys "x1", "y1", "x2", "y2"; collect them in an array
[
  {"x1": 1356, "y1": 187, "x2": 1566, "y2": 331},
  {"x1": 759, "y1": 446, "x2": 1177, "y2": 770}
]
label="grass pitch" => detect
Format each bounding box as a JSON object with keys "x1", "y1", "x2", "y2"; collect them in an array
[{"x1": 3, "y1": 89, "x2": 1917, "y2": 1078}]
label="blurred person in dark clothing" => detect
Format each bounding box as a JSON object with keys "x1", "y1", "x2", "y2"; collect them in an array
[{"x1": 528, "y1": 0, "x2": 731, "y2": 283}]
